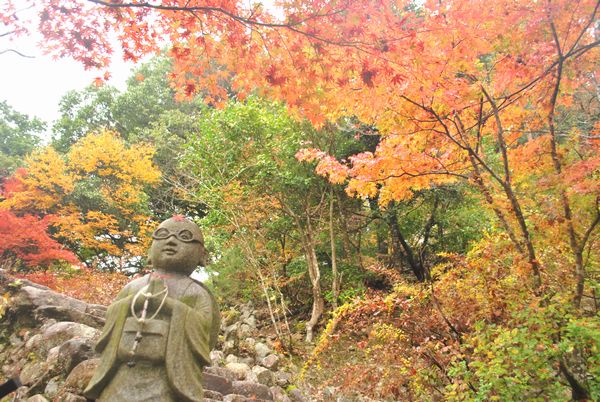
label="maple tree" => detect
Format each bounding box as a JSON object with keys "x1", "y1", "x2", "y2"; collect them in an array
[
  {"x1": 0, "y1": 210, "x2": 78, "y2": 268},
  {"x1": 0, "y1": 130, "x2": 160, "y2": 270}
]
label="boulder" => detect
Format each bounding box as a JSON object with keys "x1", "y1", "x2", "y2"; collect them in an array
[
  {"x1": 204, "y1": 366, "x2": 239, "y2": 382},
  {"x1": 223, "y1": 395, "x2": 247, "y2": 402},
  {"x1": 232, "y1": 380, "x2": 273, "y2": 400},
  {"x1": 254, "y1": 342, "x2": 271, "y2": 359},
  {"x1": 63, "y1": 358, "x2": 98, "y2": 394},
  {"x1": 204, "y1": 389, "x2": 224, "y2": 400},
  {"x1": 270, "y1": 386, "x2": 292, "y2": 402},
  {"x1": 58, "y1": 393, "x2": 87, "y2": 402},
  {"x1": 288, "y1": 388, "x2": 308, "y2": 402},
  {"x1": 274, "y1": 370, "x2": 293, "y2": 387},
  {"x1": 46, "y1": 346, "x2": 60, "y2": 367},
  {"x1": 211, "y1": 350, "x2": 225, "y2": 366},
  {"x1": 261, "y1": 354, "x2": 280, "y2": 370},
  {"x1": 243, "y1": 315, "x2": 257, "y2": 328},
  {"x1": 239, "y1": 356, "x2": 255, "y2": 366},
  {"x1": 226, "y1": 354, "x2": 239, "y2": 364},
  {"x1": 44, "y1": 376, "x2": 62, "y2": 399},
  {"x1": 239, "y1": 323, "x2": 252, "y2": 337},
  {"x1": 225, "y1": 362, "x2": 251, "y2": 380},
  {"x1": 41, "y1": 322, "x2": 99, "y2": 351},
  {"x1": 203, "y1": 372, "x2": 234, "y2": 395},
  {"x1": 57, "y1": 338, "x2": 95, "y2": 373},
  {"x1": 20, "y1": 361, "x2": 49, "y2": 386},
  {"x1": 26, "y1": 395, "x2": 49, "y2": 402},
  {"x1": 10, "y1": 285, "x2": 105, "y2": 328},
  {"x1": 24, "y1": 334, "x2": 43, "y2": 352},
  {"x1": 252, "y1": 366, "x2": 274, "y2": 387}
]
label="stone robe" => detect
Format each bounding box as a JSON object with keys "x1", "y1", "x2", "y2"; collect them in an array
[{"x1": 84, "y1": 275, "x2": 220, "y2": 401}]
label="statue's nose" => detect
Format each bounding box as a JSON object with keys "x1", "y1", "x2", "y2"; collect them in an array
[{"x1": 165, "y1": 236, "x2": 178, "y2": 245}]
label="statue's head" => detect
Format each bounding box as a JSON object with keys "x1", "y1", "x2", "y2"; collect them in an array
[{"x1": 148, "y1": 216, "x2": 208, "y2": 275}]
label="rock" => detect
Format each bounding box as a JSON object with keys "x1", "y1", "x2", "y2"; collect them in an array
[
  {"x1": 225, "y1": 323, "x2": 240, "y2": 339},
  {"x1": 232, "y1": 380, "x2": 273, "y2": 400},
  {"x1": 11, "y1": 285, "x2": 105, "y2": 328},
  {"x1": 58, "y1": 393, "x2": 87, "y2": 402},
  {"x1": 204, "y1": 366, "x2": 239, "y2": 382},
  {"x1": 288, "y1": 388, "x2": 308, "y2": 402},
  {"x1": 223, "y1": 340, "x2": 236, "y2": 354},
  {"x1": 239, "y1": 323, "x2": 252, "y2": 337},
  {"x1": 63, "y1": 358, "x2": 98, "y2": 394},
  {"x1": 203, "y1": 372, "x2": 233, "y2": 395},
  {"x1": 239, "y1": 356, "x2": 254, "y2": 366},
  {"x1": 243, "y1": 315, "x2": 257, "y2": 328},
  {"x1": 14, "y1": 386, "x2": 29, "y2": 400},
  {"x1": 204, "y1": 389, "x2": 224, "y2": 400},
  {"x1": 41, "y1": 322, "x2": 99, "y2": 351},
  {"x1": 9, "y1": 332, "x2": 24, "y2": 347},
  {"x1": 252, "y1": 366, "x2": 274, "y2": 387},
  {"x1": 226, "y1": 354, "x2": 239, "y2": 364},
  {"x1": 242, "y1": 337, "x2": 256, "y2": 349},
  {"x1": 39, "y1": 319, "x2": 58, "y2": 333},
  {"x1": 46, "y1": 346, "x2": 60, "y2": 367},
  {"x1": 254, "y1": 342, "x2": 271, "y2": 359},
  {"x1": 20, "y1": 361, "x2": 49, "y2": 386},
  {"x1": 26, "y1": 395, "x2": 48, "y2": 402},
  {"x1": 57, "y1": 338, "x2": 95, "y2": 373},
  {"x1": 223, "y1": 395, "x2": 247, "y2": 402},
  {"x1": 240, "y1": 304, "x2": 252, "y2": 319},
  {"x1": 211, "y1": 350, "x2": 225, "y2": 366},
  {"x1": 261, "y1": 354, "x2": 280, "y2": 370},
  {"x1": 44, "y1": 376, "x2": 62, "y2": 399},
  {"x1": 25, "y1": 334, "x2": 43, "y2": 351},
  {"x1": 274, "y1": 370, "x2": 293, "y2": 387},
  {"x1": 270, "y1": 386, "x2": 292, "y2": 402},
  {"x1": 245, "y1": 370, "x2": 258, "y2": 383},
  {"x1": 225, "y1": 362, "x2": 251, "y2": 380}
]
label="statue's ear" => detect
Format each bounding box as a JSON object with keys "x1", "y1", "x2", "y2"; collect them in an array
[{"x1": 198, "y1": 245, "x2": 208, "y2": 267}]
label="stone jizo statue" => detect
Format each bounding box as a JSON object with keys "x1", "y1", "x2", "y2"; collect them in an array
[{"x1": 84, "y1": 216, "x2": 220, "y2": 401}]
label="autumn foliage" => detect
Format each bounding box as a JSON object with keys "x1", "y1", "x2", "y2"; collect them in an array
[
  {"x1": 1, "y1": 131, "x2": 160, "y2": 269},
  {"x1": 0, "y1": 210, "x2": 78, "y2": 268},
  {"x1": 14, "y1": 268, "x2": 129, "y2": 306}
]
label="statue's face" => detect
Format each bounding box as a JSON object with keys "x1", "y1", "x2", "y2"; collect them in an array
[{"x1": 149, "y1": 217, "x2": 207, "y2": 274}]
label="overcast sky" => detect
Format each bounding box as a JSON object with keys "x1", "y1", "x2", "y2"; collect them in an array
[{"x1": 1, "y1": 31, "x2": 135, "y2": 138}]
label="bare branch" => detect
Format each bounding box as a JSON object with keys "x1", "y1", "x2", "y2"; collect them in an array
[{"x1": 0, "y1": 49, "x2": 35, "y2": 58}]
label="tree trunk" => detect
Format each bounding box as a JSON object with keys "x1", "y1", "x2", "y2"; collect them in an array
[
  {"x1": 302, "y1": 220, "x2": 324, "y2": 343},
  {"x1": 329, "y1": 190, "x2": 340, "y2": 309},
  {"x1": 387, "y1": 206, "x2": 426, "y2": 281}
]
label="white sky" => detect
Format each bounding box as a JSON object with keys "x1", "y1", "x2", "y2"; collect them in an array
[{"x1": 0, "y1": 32, "x2": 135, "y2": 137}]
